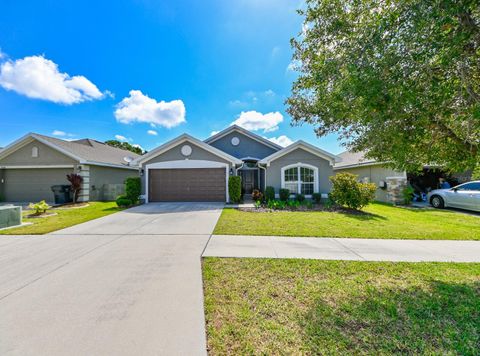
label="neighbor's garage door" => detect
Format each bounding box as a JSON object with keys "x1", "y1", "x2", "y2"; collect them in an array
[
  {"x1": 149, "y1": 168, "x2": 226, "y2": 202},
  {"x1": 3, "y1": 168, "x2": 73, "y2": 202}
]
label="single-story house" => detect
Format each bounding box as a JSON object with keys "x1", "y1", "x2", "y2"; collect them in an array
[
  {"x1": 134, "y1": 125, "x2": 340, "y2": 203},
  {"x1": 0, "y1": 133, "x2": 139, "y2": 203},
  {"x1": 333, "y1": 151, "x2": 406, "y2": 202}
]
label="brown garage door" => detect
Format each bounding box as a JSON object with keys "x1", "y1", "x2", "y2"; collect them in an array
[{"x1": 149, "y1": 168, "x2": 226, "y2": 202}]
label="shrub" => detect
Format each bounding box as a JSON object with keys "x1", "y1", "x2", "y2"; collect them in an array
[
  {"x1": 125, "y1": 177, "x2": 141, "y2": 204},
  {"x1": 254, "y1": 200, "x2": 262, "y2": 208},
  {"x1": 287, "y1": 200, "x2": 300, "y2": 209},
  {"x1": 66, "y1": 173, "x2": 83, "y2": 203},
  {"x1": 279, "y1": 188, "x2": 290, "y2": 201},
  {"x1": 402, "y1": 185, "x2": 415, "y2": 205},
  {"x1": 267, "y1": 199, "x2": 286, "y2": 210},
  {"x1": 329, "y1": 173, "x2": 376, "y2": 210},
  {"x1": 304, "y1": 200, "x2": 313, "y2": 208},
  {"x1": 116, "y1": 195, "x2": 132, "y2": 207},
  {"x1": 28, "y1": 200, "x2": 51, "y2": 215},
  {"x1": 472, "y1": 163, "x2": 480, "y2": 180},
  {"x1": 312, "y1": 193, "x2": 322, "y2": 204},
  {"x1": 229, "y1": 176, "x2": 242, "y2": 203},
  {"x1": 252, "y1": 189, "x2": 263, "y2": 202},
  {"x1": 264, "y1": 186, "x2": 275, "y2": 201},
  {"x1": 296, "y1": 193, "x2": 305, "y2": 202}
]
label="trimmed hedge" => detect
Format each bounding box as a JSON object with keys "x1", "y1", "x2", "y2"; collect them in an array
[
  {"x1": 229, "y1": 176, "x2": 242, "y2": 203},
  {"x1": 125, "y1": 177, "x2": 141, "y2": 204},
  {"x1": 265, "y1": 186, "x2": 275, "y2": 201},
  {"x1": 312, "y1": 192, "x2": 322, "y2": 203},
  {"x1": 116, "y1": 195, "x2": 132, "y2": 207},
  {"x1": 279, "y1": 188, "x2": 290, "y2": 201},
  {"x1": 329, "y1": 173, "x2": 376, "y2": 210}
]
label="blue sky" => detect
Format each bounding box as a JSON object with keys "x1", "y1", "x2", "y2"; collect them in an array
[{"x1": 0, "y1": 0, "x2": 343, "y2": 153}]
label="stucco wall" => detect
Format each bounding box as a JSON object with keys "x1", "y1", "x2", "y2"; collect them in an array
[
  {"x1": 0, "y1": 140, "x2": 78, "y2": 166},
  {"x1": 208, "y1": 131, "x2": 278, "y2": 159},
  {"x1": 335, "y1": 165, "x2": 406, "y2": 202},
  {"x1": 89, "y1": 166, "x2": 138, "y2": 201},
  {"x1": 140, "y1": 141, "x2": 235, "y2": 195},
  {"x1": 265, "y1": 148, "x2": 334, "y2": 195}
]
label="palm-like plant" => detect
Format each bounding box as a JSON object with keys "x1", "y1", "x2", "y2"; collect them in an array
[{"x1": 67, "y1": 173, "x2": 83, "y2": 203}]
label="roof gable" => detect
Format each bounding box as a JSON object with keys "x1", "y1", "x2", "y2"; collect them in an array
[
  {"x1": 259, "y1": 140, "x2": 340, "y2": 166},
  {"x1": 204, "y1": 125, "x2": 282, "y2": 151}
]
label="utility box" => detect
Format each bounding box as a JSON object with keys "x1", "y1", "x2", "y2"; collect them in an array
[{"x1": 0, "y1": 206, "x2": 22, "y2": 229}]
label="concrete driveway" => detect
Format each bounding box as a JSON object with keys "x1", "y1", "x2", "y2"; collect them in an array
[{"x1": 0, "y1": 202, "x2": 223, "y2": 356}]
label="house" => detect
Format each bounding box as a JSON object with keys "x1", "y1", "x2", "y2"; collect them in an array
[
  {"x1": 134, "y1": 125, "x2": 340, "y2": 203},
  {"x1": 0, "y1": 133, "x2": 139, "y2": 202},
  {"x1": 333, "y1": 151, "x2": 406, "y2": 202}
]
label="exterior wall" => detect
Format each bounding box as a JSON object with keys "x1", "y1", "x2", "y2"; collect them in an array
[
  {"x1": 335, "y1": 165, "x2": 406, "y2": 202},
  {"x1": 88, "y1": 165, "x2": 138, "y2": 201},
  {"x1": 208, "y1": 131, "x2": 278, "y2": 159},
  {"x1": 0, "y1": 140, "x2": 77, "y2": 166},
  {"x1": 265, "y1": 148, "x2": 334, "y2": 195},
  {"x1": 140, "y1": 141, "x2": 235, "y2": 196}
]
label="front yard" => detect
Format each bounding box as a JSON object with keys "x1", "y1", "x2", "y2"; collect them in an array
[
  {"x1": 203, "y1": 258, "x2": 480, "y2": 355},
  {"x1": 214, "y1": 202, "x2": 480, "y2": 240},
  {"x1": 0, "y1": 202, "x2": 123, "y2": 235}
]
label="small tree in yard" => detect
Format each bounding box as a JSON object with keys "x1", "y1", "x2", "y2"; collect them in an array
[
  {"x1": 329, "y1": 173, "x2": 376, "y2": 210},
  {"x1": 125, "y1": 177, "x2": 141, "y2": 204},
  {"x1": 229, "y1": 176, "x2": 242, "y2": 203},
  {"x1": 67, "y1": 173, "x2": 83, "y2": 203}
]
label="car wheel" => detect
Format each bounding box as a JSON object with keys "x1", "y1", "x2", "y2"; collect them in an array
[{"x1": 430, "y1": 195, "x2": 444, "y2": 209}]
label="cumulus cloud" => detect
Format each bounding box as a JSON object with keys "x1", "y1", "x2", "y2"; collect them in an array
[
  {"x1": 52, "y1": 130, "x2": 75, "y2": 137},
  {"x1": 0, "y1": 48, "x2": 5, "y2": 60},
  {"x1": 210, "y1": 130, "x2": 220, "y2": 136},
  {"x1": 114, "y1": 90, "x2": 186, "y2": 128},
  {"x1": 0, "y1": 55, "x2": 107, "y2": 104},
  {"x1": 232, "y1": 110, "x2": 283, "y2": 133},
  {"x1": 267, "y1": 135, "x2": 294, "y2": 147},
  {"x1": 115, "y1": 134, "x2": 129, "y2": 142},
  {"x1": 147, "y1": 130, "x2": 157, "y2": 136}
]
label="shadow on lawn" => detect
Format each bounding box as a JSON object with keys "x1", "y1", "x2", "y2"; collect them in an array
[{"x1": 302, "y1": 280, "x2": 480, "y2": 354}]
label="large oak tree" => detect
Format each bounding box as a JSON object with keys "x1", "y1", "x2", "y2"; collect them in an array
[{"x1": 287, "y1": 0, "x2": 480, "y2": 172}]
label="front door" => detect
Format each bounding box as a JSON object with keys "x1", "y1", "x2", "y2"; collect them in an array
[{"x1": 241, "y1": 170, "x2": 255, "y2": 194}]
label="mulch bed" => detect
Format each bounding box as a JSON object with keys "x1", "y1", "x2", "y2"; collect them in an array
[
  {"x1": 52, "y1": 203, "x2": 90, "y2": 209},
  {"x1": 239, "y1": 205, "x2": 369, "y2": 215},
  {"x1": 26, "y1": 212, "x2": 58, "y2": 218}
]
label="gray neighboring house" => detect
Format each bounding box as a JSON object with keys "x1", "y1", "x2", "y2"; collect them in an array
[
  {"x1": 334, "y1": 151, "x2": 406, "y2": 202},
  {"x1": 0, "y1": 133, "x2": 139, "y2": 203},
  {"x1": 134, "y1": 125, "x2": 340, "y2": 203}
]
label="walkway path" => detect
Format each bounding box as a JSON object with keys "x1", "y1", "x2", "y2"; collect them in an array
[{"x1": 203, "y1": 235, "x2": 480, "y2": 262}]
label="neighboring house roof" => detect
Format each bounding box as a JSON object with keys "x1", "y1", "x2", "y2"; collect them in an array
[
  {"x1": 259, "y1": 140, "x2": 340, "y2": 166},
  {"x1": 333, "y1": 150, "x2": 381, "y2": 169},
  {"x1": 204, "y1": 125, "x2": 283, "y2": 151},
  {"x1": 133, "y1": 133, "x2": 243, "y2": 165},
  {"x1": 0, "y1": 133, "x2": 140, "y2": 169}
]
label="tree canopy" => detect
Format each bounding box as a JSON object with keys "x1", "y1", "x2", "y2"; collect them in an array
[
  {"x1": 287, "y1": 0, "x2": 480, "y2": 172},
  {"x1": 104, "y1": 140, "x2": 145, "y2": 155}
]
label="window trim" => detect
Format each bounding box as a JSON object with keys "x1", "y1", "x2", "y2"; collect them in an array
[{"x1": 280, "y1": 163, "x2": 319, "y2": 197}]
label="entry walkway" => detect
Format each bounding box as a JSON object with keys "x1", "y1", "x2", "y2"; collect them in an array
[{"x1": 203, "y1": 235, "x2": 480, "y2": 262}]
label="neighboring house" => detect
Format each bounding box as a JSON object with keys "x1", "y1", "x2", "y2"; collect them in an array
[
  {"x1": 134, "y1": 125, "x2": 340, "y2": 203},
  {"x1": 333, "y1": 151, "x2": 406, "y2": 203},
  {"x1": 0, "y1": 133, "x2": 139, "y2": 202}
]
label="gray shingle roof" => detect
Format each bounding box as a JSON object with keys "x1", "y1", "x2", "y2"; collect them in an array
[
  {"x1": 33, "y1": 133, "x2": 140, "y2": 167},
  {"x1": 334, "y1": 150, "x2": 378, "y2": 169}
]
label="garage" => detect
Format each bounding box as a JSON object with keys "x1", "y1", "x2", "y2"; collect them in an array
[
  {"x1": 149, "y1": 168, "x2": 226, "y2": 202},
  {"x1": 2, "y1": 168, "x2": 72, "y2": 202}
]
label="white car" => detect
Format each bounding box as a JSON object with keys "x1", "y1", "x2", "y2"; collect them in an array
[{"x1": 427, "y1": 181, "x2": 480, "y2": 212}]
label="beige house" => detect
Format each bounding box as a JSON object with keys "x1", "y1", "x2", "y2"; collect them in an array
[
  {"x1": 0, "y1": 133, "x2": 139, "y2": 203},
  {"x1": 334, "y1": 151, "x2": 406, "y2": 203}
]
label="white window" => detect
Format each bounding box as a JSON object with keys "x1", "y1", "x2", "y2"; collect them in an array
[
  {"x1": 32, "y1": 146, "x2": 39, "y2": 158},
  {"x1": 281, "y1": 164, "x2": 318, "y2": 195}
]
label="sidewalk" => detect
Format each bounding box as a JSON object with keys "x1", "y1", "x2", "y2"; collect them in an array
[{"x1": 203, "y1": 235, "x2": 480, "y2": 262}]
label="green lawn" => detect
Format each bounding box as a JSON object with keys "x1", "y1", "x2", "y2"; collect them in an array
[
  {"x1": 213, "y1": 203, "x2": 480, "y2": 240},
  {"x1": 203, "y1": 258, "x2": 480, "y2": 355},
  {"x1": 0, "y1": 202, "x2": 123, "y2": 235}
]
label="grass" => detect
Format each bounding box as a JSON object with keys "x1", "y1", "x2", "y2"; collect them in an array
[
  {"x1": 213, "y1": 202, "x2": 480, "y2": 240},
  {"x1": 0, "y1": 202, "x2": 123, "y2": 235},
  {"x1": 203, "y1": 258, "x2": 480, "y2": 355}
]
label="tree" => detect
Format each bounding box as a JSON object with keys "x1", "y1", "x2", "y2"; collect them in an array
[
  {"x1": 105, "y1": 140, "x2": 145, "y2": 155},
  {"x1": 287, "y1": 0, "x2": 480, "y2": 173}
]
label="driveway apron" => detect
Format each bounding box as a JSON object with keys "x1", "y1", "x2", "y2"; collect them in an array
[{"x1": 0, "y1": 202, "x2": 223, "y2": 356}]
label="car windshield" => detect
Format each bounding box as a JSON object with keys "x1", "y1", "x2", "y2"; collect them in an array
[{"x1": 454, "y1": 182, "x2": 480, "y2": 191}]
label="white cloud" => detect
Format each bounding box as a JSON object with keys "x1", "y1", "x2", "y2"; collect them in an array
[
  {"x1": 52, "y1": 130, "x2": 75, "y2": 138},
  {"x1": 132, "y1": 143, "x2": 144, "y2": 152},
  {"x1": 115, "y1": 134, "x2": 129, "y2": 142},
  {"x1": 264, "y1": 89, "x2": 275, "y2": 96},
  {"x1": 0, "y1": 49, "x2": 5, "y2": 60},
  {"x1": 114, "y1": 90, "x2": 186, "y2": 128},
  {"x1": 232, "y1": 110, "x2": 283, "y2": 133},
  {"x1": 267, "y1": 135, "x2": 294, "y2": 147},
  {"x1": 147, "y1": 129, "x2": 158, "y2": 136},
  {"x1": 210, "y1": 130, "x2": 220, "y2": 136},
  {"x1": 0, "y1": 55, "x2": 107, "y2": 104}
]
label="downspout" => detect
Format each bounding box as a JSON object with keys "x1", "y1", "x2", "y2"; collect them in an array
[{"x1": 258, "y1": 163, "x2": 267, "y2": 191}]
